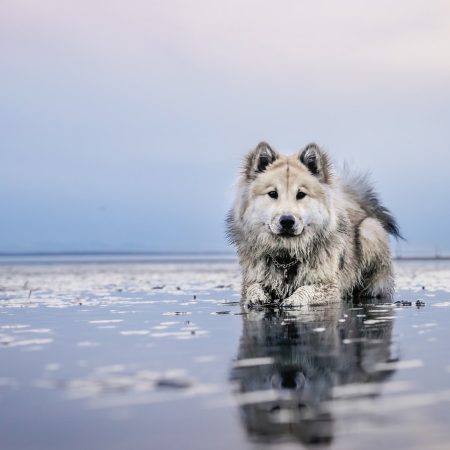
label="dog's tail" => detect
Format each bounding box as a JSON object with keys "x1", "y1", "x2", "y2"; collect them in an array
[{"x1": 341, "y1": 168, "x2": 403, "y2": 240}]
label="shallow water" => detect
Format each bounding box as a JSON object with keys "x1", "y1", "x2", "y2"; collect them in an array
[{"x1": 1, "y1": 259, "x2": 450, "y2": 450}]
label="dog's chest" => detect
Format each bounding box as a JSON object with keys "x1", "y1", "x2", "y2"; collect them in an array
[{"x1": 264, "y1": 259, "x2": 302, "y2": 300}]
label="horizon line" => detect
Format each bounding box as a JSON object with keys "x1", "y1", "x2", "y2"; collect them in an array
[
  {"x1": 0, "y1": 250, "x2": 450, "y2": 262},
  {"x1": 0, "y1": 250, "x2": 235, "y2": 257}
]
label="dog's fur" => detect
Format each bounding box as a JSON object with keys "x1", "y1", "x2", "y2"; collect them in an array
[{"x1": 226, "y1": 142, "x2": 401, "y2": 307}]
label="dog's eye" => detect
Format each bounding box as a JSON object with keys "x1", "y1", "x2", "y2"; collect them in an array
[
  {"x1": 268, "y1": 191, "x2": 278, "y2": 199},
  {"x1": 296, "y1": 191, "x2": 306, "y2": 200}
]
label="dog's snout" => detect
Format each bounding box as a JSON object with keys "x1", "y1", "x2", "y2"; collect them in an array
[{"x1": 279, "y1": 214, "x2": 295, "y2": 230}]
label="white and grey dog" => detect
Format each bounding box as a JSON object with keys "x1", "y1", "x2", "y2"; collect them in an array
[{"x1": 226, "y1": 142, "x2": 401, "y2": 307}]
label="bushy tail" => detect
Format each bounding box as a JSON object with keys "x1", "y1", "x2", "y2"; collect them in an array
[{"x1": 342, "y1": 170, "x2": 403, "y2": 239}]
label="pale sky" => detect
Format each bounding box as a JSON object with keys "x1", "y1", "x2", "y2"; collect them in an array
[{"x1": 1, "y1": 0, "x2": 450, "y2": 254}]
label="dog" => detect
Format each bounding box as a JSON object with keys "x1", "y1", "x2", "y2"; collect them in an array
[{"x1": 226, "y1": 142, "x2": 401, "y2": 307}]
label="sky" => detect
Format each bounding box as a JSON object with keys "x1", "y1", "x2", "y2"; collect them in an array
[{"x1": 1, "y1": 0, "x2": 450, "y2": 254}]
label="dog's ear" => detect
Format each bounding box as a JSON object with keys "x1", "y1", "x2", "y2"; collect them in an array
[
  {"x1": 299, "y1": 143, "x2": 332, "y2": 183},
  {"x1": 244, "y1": 142, "x2": 278, "y2": 180}
]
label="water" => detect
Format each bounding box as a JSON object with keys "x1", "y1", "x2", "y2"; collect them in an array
[{"x1": 1, "y1": 259, "x2": 450, "y2": 450}]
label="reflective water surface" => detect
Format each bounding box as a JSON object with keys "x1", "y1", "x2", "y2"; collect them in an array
[
  {"x1": 1, "y1": 260, "x2": 450, "y2": 450},
  {"x1": 231, "y1": 303, "x2": 395, "y2": 446}
]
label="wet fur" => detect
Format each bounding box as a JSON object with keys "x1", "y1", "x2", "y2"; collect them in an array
[{"x1": 226, "y1": 142, "x2": 400, "y2": 307}]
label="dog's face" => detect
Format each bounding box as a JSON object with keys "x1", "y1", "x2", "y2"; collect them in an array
[{"x1": 241, "y1": 143, "x2": 333, "y2": 244}]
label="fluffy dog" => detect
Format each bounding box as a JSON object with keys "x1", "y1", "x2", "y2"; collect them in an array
[{"x1": 226, "y1": 142, "x2": 401, "y2": 307}]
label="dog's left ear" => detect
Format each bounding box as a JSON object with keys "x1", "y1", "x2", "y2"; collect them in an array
[
  {"x1": 299, "y1": 143, "x2": 332, "y2": 183},
  {"x1": 244, "y1": 142, "x2": 278, "y2": 180}
]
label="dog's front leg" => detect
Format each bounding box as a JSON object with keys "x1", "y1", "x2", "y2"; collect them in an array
[
  {"x1": 282, "y1": 283, "x2": 340, "y2": 307},
  {"x1": 243, "y1": 282, "x2": 271, "y2": 307}
]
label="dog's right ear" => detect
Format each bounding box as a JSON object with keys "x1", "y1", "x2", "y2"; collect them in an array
[{"x1": 243, "y1": 142, "x2": 278, "y2": 180}]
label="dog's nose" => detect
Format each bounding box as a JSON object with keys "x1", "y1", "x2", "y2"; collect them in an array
[{"x1": 279, "y1": 214, "x2": 295, "y2": 230}]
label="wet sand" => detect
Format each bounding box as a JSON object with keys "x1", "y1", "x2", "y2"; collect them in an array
[{"x1": 1, "y1": 259, "x2": 450, "y2": 450}]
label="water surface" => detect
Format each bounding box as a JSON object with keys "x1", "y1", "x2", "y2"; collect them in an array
[{"x1": 1, "y1": 260, "x2": 449, "y2": 450}]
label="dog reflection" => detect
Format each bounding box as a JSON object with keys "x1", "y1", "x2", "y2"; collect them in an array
[{"x1": 231, "y1": 303, "x2": 395, "y2": 445}]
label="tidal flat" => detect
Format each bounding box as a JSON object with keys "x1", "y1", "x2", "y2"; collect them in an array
[{"x1": 1, "y1": 258, "x2": 450, "y2": 450}]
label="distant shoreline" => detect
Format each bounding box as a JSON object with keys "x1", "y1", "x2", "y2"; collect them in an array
[
  {"x1": 0, "y1": 251, "x2": 235, "y2": 257},
  {"x1": 0, "y1": 251, "x2": 237, "y2": 265},
  {"x1": 0, "y1": 251, "x2": 449, "y2": 265}
]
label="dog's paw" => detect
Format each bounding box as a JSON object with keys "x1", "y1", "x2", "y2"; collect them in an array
[
  {"x1": 282, "y1": 286, "x2": 315, "y2": 307},
  {"x1": 243, "y1": 283, "x2": 270, "y2": 307}
]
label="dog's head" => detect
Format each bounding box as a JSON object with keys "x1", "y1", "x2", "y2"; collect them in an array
[{"x1": 238, "y1": 142, "x2": 334, "y2": 248}]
